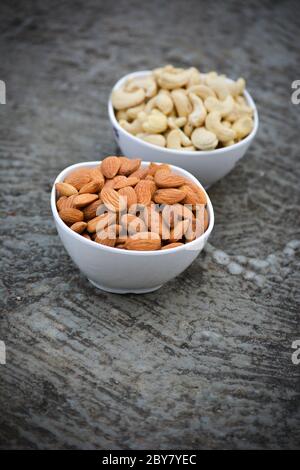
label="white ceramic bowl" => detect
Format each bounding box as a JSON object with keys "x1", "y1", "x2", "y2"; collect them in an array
[
  {"x1": 108, "y1": 70, "x2": 259, "y2": 188},
  {"x1": 51, "y1": 161, "x2": 214, "y2": 294}
]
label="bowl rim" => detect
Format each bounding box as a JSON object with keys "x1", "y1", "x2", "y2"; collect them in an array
[
  {"x1": 51, "y1": 160, "x2": 215, "y2": 256},
  {"x1": 108, "y1": 69, "x2": 259, "y2": 156}
]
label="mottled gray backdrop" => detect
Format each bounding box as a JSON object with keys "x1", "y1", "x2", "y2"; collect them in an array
[{"x1": 0, "y1": 0, "x2": 299, "y2": 450}]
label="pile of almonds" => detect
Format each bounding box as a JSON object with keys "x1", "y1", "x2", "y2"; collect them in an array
[{"x1": 56, "y1": 156, "x2": 209, "y2": 251}]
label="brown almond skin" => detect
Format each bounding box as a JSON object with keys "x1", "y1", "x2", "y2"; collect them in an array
[
  {"x1": 101, "y1": 187, "x2": 126, "y2": 212},
  {"x1": 135, "y1": 180, "x2": 152, "y2": 206},
  {"x1": 125, "y1": 232, "x2": 161, "y2": 251},
  {"x1": 56, "y1": 196, "x2": 67, "y2": 211},
  {"x1": 169, "y1": 219, "x2": 190, "y2": 242},
  {"x1": 64, "y1": 169, "x2": 91, "y2": 190},
  {"x1": 181, "y1": 184, "x2": 207, "y2": 205},
  {"x1": 83, "y1": 199, "x2": 103, "y2": 220},
  {"x1": 161, "y1": 242, "x2": 184, "y2": 250},
  {"x1": 101, "y1": 156, "x2": 121, "y2": 179},
  {"x1": 87, "y1": 213, "x2": 116, "y2": 233},
  {"x1": 70, "y1": 221, "x2": 87, "y2": 234},
  {"x1": 118, "y1": 186, "x2": 137, "y2": 209},
  {"x1": 56, "y1": 182, "x2": 78, "y2": 197},
  {"x1": 154, "y1": 171, "x2": 187, "y2": 188},
  {"x1": 79, "y1": 180, "x2": 102, "y2": 194},
  {"x1": 153, "y1": 188, "x2": 186, "y2": 204},
  {"x1": 130, "y1": 167, "x2": 149, "y2": 179},
  {"x1": 73, "y1": 194, "x2": 98, "y2": 208},
  {"x1": 118, "y1": 157, "x2": 141, "y2": 176},
  {"x1": 59, "y1": 208, "x2": 84, "y2": 225}
]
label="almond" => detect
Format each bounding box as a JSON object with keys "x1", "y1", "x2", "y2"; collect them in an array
[
  {"x1": 83, "y1": 199, "x2": 103, "y2": 220},
  {"x1": 154, "y1": 170, "x2": 187, "y2": 188},
  {"x1": 73, "y1": 193, "x2": 98, "y2": 208},
  {"x1": 59, "y1": 208, "x2": 84, "y2": 225},
  {"x1": 64, "y1": 169, "x2": 91, "y2": 190},
  {"x1": 62, "y1": 194, "x2": 77, "y2": 209},
  {"x1": 135, "y1": 180, "x2": 152, "y2": 206},
  {"x1": 56, "y1": 196, "x2": 67, "y2": 211},
  {"x1": 113, "y1": 176, "x2": 139, "y2": 190},
  {"x1": 118, "y1": 186, "x2": 137, "y2": 209},
  {"x1": 56, "y1": 182, "x2": 78, "y2": 197},
  {"x1": 161, "y1": 242, "x2": 184, "y2": 250},
  {"x1": 101, "y1": 187, "x2": 127, "y2": 212},
  {"x1": 118, "y1": 157, "x2": 141, "y2": 176},
  {"x1": 90, "y1": 166, "x2": 105, "y2": 188},
  {"x1": 70, "y1": 221, "x2": 87, "y2": 234},
  {"x1": 162, "y1": 203, "x2": 193, "y2": 227},
  {"x1": 181, "y1": 184, "x2": 207, "y2": 205},
  {"x1": 79, "y1": 180, "x2": 102, "y2": 194},
  {"x1": 153, "y1": 188, "x2": 186, "y2": 204},
  {"x1": 130, "y1": 167, "x2": 149, "y2": 179},
  {"x1": 87, "y1": 212, "x2": 116, "y2": 233},
  {"x1": 124, "y1": 232, "x2": 161, "y2": 251},
  {"x1": 101, "y1": 156, "x2": 121, "y2": 179},
  {"x1": 148, "y1": 162, "x2": 171, "y2": 176}
]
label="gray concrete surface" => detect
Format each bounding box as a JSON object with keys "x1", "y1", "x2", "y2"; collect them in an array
[{"x1": 0, "y1": 0, "x2": 300, "y2": 450}]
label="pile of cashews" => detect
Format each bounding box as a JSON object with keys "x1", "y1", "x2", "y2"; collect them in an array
[{"x1": 112, "y1": 65, "x2": 254, "y2": 151}]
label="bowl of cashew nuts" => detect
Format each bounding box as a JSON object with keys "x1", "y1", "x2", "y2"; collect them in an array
[{"x1": 108, "y1": 65, "x2": 259, "y2": 188}]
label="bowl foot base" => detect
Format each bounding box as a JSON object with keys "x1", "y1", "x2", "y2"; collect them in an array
[{"x1": 88, "y1": 279, "x2": 162, "y2": 294}]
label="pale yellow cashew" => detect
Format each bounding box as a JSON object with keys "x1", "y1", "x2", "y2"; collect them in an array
[
  {"x1": 142, "y1": 111, "x2": 168, "y2": 134},
  {"x1": 137, "y1": 133, "x2": 166, "y2": 147},
  {"x1": 125, "y1": 76, "x2": 157, "y2": 98},
  {"x1": 226, "y1": 102, "x2": 254, "y2": 122},
  {"x1": 184, "y1": 121, "x2": 194, "y2": 137},
  {"x1": 228, "y1": 78, "x2": 245, "y2": 97},
  {"x1": 126, "y1": 103, "x2": 145, "y2": 121},
  {"x1": 187, "y1": 84, "x2": 216, "y2": 100},
  {"x1": 119, "y1": 118, "x2": 144, "y2": 135},
  {"x1": 171, "y1": 89, "x2": 192, "y2": 117},
  {"x1": 116, "y1": 110, "x2": 127, "y2": 121},
  {"x1": 188, "y1": 93, "x2": 207, "y2": 127},
  {"x1": 166, "y1": 129, "x2": 193, "y2": 149},
  {"x1": 204, "y1": 95, "x2": 235, "y2": 117},
  {"x1": 158, "y1": 69, "x2": 192, "y2": 90},
  {"x1": 205, "y1": 111, "x2": 236, "y2": 143},
  {"x1": 167, "y1": 116, "x2": 187, "y2": 129},
  {"x1": 205, "y1": 76, "x2": 229, "y2": 100},
  {"x1": 191, "y1": 127, "x2": 218, "y2": 151},
  {"x1": 112, "y1": 87, "x2": 145, "y2": 110},
  {"x1": 232, "y1": 116, "x2": 253, "y2": 139},
  {"x1": 155, "y1": 90, "x2": 174, "y2": 115},
  {"x1": 187, "y1": 67, "x2": 204, "y2": 87}
]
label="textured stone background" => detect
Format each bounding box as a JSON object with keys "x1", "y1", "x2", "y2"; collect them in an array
[{"x1": 0, "y1": 0, "x2": 300, "y2": 450}]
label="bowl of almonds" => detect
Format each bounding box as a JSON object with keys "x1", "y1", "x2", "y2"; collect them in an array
[
  {"x1": 51, "y1": 156, "x2": 214, "y2": 294},
  {"x1": 108, "y1": 66, "x2": 259, "y2": 187}
]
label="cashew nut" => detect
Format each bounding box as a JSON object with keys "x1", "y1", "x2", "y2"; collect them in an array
[
  {"x1": 232, "y1": 116, "x2": 253, "y2": 139},
  {"x1": 158, "y1": 69, "x2": 192, "y2": 90},
  {"x1": 191, "y1": 127, "x2": 218, "y2": 151},
  {"x1": 125, "y1": 76, "x2": 157, "y2": 98},
  {"x1": 204, "y1": 95, "x2": 234, "y2": 117},
  {"x1": 137, "y1": 133, "x2": 166, "y2": 147},
  {"x1": 188, "y1": 93, "x2": 207, "y2": 127},
  {"x1": 112, "y1": 86, "x2": 145, "y2": 110},
  {"x1": 166, "y1": 129, "x2": 193, "y2": 149},
  {"x1": 205, "y1": 111, "x2": 236, "y2": 142},
  {"x1": 155, "y1": 90, "x2": 174, "y2": 115},
  {"x1": 113, "y1": 66, "x2": 253, "y2": 150},
  {"x1": 142, "y1": 111, "x2": 168, "y2": 134},
  {"x1": 167, "y1": 116, "x2": 187, "y2": 129},
  {"x1": 126, "y1": 103, "x2": 145, "y2": 121},
  {"x1": 187, "y1": 84, "x2": 216, "y2": 100},
  {"x1": 171, "y1": 89, "x2": 192, "y2": 117}
]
